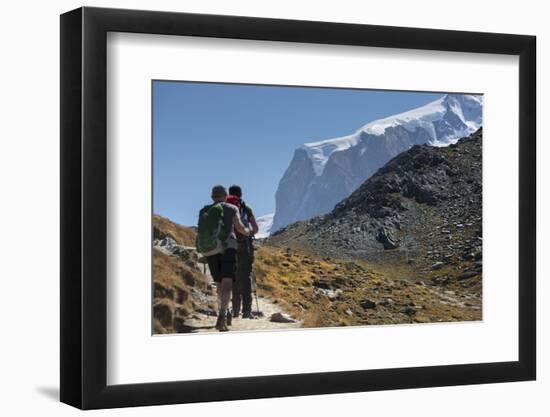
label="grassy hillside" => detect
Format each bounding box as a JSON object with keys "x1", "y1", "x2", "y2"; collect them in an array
[
  {"x1": 255, "y1": 245, "x2": 481, "y2": 328},
  {"x1": 153, "y1": 214, "x2": 196, "y2": 246},
  {"x1": 152, "y1": 214, "x2": 215, "y2": 334}
]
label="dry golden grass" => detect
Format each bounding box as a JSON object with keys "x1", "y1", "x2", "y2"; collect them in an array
[
  {"x1": 153, "y1": 214, "x2": 196, "y2": 246},
  {"x1": 254, "y1": 245, "x2": 481, "y2": 328}
]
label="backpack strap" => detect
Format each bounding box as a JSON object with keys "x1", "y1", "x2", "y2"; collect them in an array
[{"x1": 240, "y1": 200, "x2": 250, "y2": 224}]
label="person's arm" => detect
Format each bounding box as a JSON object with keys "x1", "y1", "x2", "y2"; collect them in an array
[
  {"x1": 233, "y1": 213, "x2": 250, "y2": 236},
  {"x1": 249, "y1": 215, "x2": 259, "y2": 236}
]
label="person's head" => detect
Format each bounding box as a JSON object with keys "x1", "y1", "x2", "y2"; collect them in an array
[
  {"x1": 228, "y1": 184, "x2": 242, "y2": 198},
  {"x1": 211, "y1": 185, "x2": 227, "y2": 202}
]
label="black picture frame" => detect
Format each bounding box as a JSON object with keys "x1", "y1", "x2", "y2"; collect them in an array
[{"x1": 60, "y1": 6, "x2": 536, "y2": 410}]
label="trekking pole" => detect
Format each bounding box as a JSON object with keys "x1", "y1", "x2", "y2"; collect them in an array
[
  {"x1": 249, "y1": 235, "x2": 262, "y2": 316},
  {"x1": 251, "y1": 269, "x2": 262, "y2": 316},
  {"x1": 255, "y1": 289, "x2": 260, "y2": 316}
]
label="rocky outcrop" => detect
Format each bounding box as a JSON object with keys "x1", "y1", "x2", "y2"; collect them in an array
[
  {"x1": 154, "y1": 236, "x2": 199, "y2": 268},
  {"x1": 377, "y1": 228, "x2": 399, "y2": 250}
]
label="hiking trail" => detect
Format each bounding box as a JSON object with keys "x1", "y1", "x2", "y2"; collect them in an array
[{"x1": 184, "y1": 289, "x2": 302, "y2": 333}]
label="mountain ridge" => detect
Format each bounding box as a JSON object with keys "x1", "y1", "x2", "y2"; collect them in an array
[{"x1": 272, "y1": 94, "x2": 482, "y2": 232}]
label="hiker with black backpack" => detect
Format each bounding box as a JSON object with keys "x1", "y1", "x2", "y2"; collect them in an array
[
  {"x1": 227, "y1": 185, "x2": 259, "y2": 319},
  {"x1": 196, "y1": 185, "x2": 251, "y2": 332}
]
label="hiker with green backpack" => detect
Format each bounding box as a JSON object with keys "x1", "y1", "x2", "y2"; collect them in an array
[{"x1": 196, "y1": 185, "x2": 251, "y2": 332}]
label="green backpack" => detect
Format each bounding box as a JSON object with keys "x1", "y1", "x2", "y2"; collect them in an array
[{"x1": 196, "y1": 203, "x2": 229, "y2": 256}]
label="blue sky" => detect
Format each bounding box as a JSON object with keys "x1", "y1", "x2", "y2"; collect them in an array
[{"x1": 153, "y1": 81, "x2": 442, "y2": 226}]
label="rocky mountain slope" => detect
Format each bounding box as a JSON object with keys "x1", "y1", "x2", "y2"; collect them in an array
[
  {"x1": 268, "y1": 129, "x2": 482, "y2": 309},
  {"x1": 272, "y1": 94, "x2": 482, "y2": 232}
]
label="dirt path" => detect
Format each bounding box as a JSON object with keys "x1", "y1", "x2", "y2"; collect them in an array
[{"x1": 185, "y1": 293, "x2": 301, "y2": 333}]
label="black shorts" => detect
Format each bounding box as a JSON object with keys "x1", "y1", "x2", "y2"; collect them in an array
[{"x1": 206, "y1": 248, "x2": 237, "y2": 282}]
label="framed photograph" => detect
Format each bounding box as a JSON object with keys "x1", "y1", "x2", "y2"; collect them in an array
[{"x1": 60, "y1": 6, "x2": 536, "y2": 409}]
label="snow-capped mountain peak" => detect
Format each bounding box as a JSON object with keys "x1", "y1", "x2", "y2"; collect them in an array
[
  {"x1": 298, "y1": 94, "x2": 482, "y2": 177},
  {"x1": 272, "y1": 93, "x2": 483, "y2": 232},
  {"x1": 363, "y1": 93, "x2": 482, "y2": 145},
  {"x1": 363, "y1": 96, "x2": 445, "y2": 137}
]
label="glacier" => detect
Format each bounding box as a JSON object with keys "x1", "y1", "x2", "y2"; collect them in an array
[
  {"x1": 255, "y1": 213, "x2": 274, "y2": 239},
  {"x1": 301, "y1": 134, "x2": 361, "y2": 176}
]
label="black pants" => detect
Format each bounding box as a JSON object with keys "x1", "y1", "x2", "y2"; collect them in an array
[
  {"x1": 206, "y1": 248, "x2": 237, "y2": 282},
  {"x1": 232, "y1": 238, "x2": 254, "y2": 315}
]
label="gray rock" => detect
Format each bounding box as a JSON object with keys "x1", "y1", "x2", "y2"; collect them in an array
[
  {"x1": 312, "y1": 278, "x2": 331, "y2": 290},
  {"x1": 400, "y1": 306, "x2": 417, "y2": 316},
  {"x1": 458, "y1": 271, "x2": 478, "y2": 280},
  {"x1": 377, "y1": 228, "x2": 399, "y2": 250},
  {"x1": 360, "y1": 299, "x2": 377, "y2": 309},
  {"x1": 270, "y1": 312, "x2": 296, "y2": 323},
  {"x1": 154, "y1": 238, "x2": 199, "y2": 264},
  {"x1": 431, "y1": 261, "x2": 444, "y2": 270},
  {"x1": 379, "y1": 298, "x2": 394, "y2": 306},
  {"x1": 432, "y1": 276, "x2": 450, "y2": 286}
]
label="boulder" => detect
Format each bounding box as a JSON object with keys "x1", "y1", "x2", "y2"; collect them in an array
[
  {"x1": 377, "y1": 228, "x2": 399, "y2": 250},
  {"x1": 400, "y1": 306, "x2": 417, "y2": 316},
  {"x1": 432, "y1": 276, "x2": 450, "y2": 286},
  {"x1": 312, "y1": 278, "x2": 332, "y2": 290},
  {"x1": 270, "y1": 312, "x2": 296, "y2": 323},
  {"x1": 431, "y1": 261, "x2": 444, "y2": 270},
  {"x1": 360, "y1": 299, "x2": 377, "y2": 309},
  {"x1": 458, "y1": 271, "x2": 478, "y2": 280},
  {"x1": 379, "y1": 298, "x2": 394, "y2": 307}
]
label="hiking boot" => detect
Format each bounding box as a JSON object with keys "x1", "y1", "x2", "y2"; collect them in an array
[
  {"x1": 226, "y1": 310, "x2": 232, "y2": 326},
  {"x1": 242, "y1": 310, "x2": 253, "y2": 319},
  {"x1": 215, "y1": 315, "x2": 228, "y2": 332}
]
